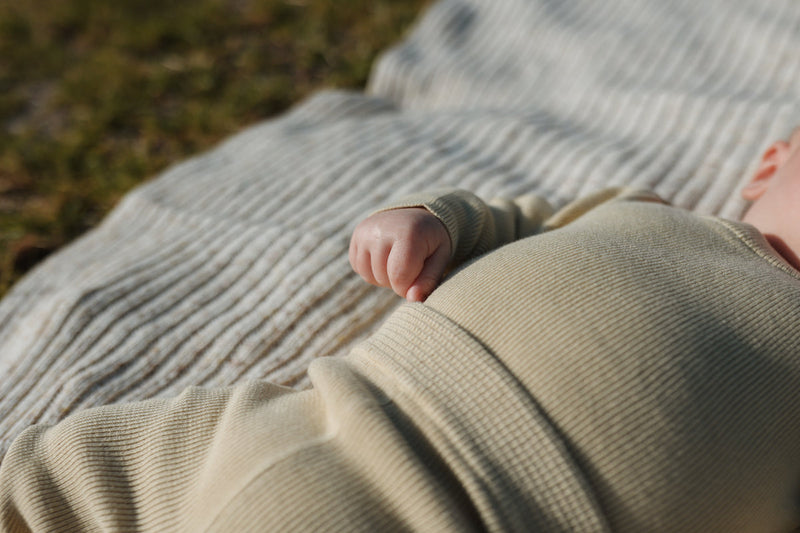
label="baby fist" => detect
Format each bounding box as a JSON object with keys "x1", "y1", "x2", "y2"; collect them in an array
[{"x1": 349, "y1": 208, "x2": 451, "y2": 302}]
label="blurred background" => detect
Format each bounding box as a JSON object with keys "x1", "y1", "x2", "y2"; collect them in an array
[{"x1": 0, "y1": 0, "x2": 431, "y2": 298}]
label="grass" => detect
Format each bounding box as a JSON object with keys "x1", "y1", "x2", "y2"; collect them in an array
[{"x1": 0, "y1": 0, "x2": 431, "y2": 298}]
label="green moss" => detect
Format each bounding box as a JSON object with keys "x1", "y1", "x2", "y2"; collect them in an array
[{"x1": 0, "y1": 0, "x2": 431, "y2": 296}]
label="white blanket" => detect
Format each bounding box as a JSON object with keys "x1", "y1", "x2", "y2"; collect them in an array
[{"x1": 1, "y1": 0, "x2": 799, "y2": 457}]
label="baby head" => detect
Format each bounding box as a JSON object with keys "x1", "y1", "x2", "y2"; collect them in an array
[{"x1": 741, "y1": 126, "x2": 800, "y2": 270}]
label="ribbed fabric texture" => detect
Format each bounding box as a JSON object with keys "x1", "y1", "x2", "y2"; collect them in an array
[
  {"x1": 1, "y1": 0, "x2": 800, "y2": 458},
  {"x1": 416, "y1": 191, "x2": 800, "y2": 531},
  {"x1": 2, "y1": 191, "x2": 799, "y2": 531}
]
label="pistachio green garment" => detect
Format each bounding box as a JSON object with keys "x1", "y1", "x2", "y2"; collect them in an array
[{"x1": 1, "y1": 189, "x2": 799, "y2": 532}]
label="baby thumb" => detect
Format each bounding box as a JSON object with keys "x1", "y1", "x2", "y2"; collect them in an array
[{"x1": 406, "y1": 245, "x2": 450, "y2": 302}]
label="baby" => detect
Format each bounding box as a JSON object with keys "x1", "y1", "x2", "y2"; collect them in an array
[
  {"x1": 2, "y1": 129, "x2": 800, "y2": 532},
  {"x1": 342, "y1": 126, "x2": 800, "y2": 530},
  {"x1": 351, "y1": 126, "x2": 800, "y2": 301}
]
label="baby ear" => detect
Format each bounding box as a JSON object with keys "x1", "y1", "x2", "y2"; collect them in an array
[{"x1": 741, "y1": 140, "x2": 791, "y2": 201}]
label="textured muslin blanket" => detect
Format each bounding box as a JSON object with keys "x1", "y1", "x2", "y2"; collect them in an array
[{"x1": 0, "y1": 0, "x2": 799, "y2": 458}]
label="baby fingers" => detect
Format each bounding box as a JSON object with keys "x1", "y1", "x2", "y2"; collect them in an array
[
  {"x1": 406, "y1": 243, "x2": 450, "y2": 302},
  {"x1": 386, "y1": 240, "x2": 426, "y2": 299},
  {"x1": 369, "y1": 241, "x2": 393, "y2": 288}
]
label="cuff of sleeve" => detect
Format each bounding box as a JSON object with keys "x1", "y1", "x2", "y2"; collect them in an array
[{"x1": 371, "y1": 189, "x2": 491, "y2": 262}]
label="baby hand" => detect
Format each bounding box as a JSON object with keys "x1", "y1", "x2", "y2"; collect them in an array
[{"x1": 349, "y1": 208, "x2": 451, "y2": 302}]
